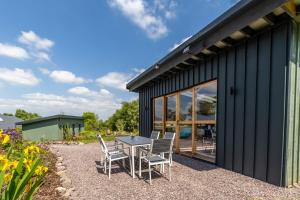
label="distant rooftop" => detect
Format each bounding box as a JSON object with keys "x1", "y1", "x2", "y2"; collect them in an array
[
  {"x1": 0, "y1": 115, "x2": 23, "y2": 129},
  {"x1": 16, "y1": 114, "x2": 84, "y2": 125}
]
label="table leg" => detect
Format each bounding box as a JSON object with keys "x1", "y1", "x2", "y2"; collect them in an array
[{"x1": 131, "y1": 146, "x2": 135, "y2": 178}]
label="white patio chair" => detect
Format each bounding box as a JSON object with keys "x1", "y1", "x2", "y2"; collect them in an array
[
  {"x1": 97, "y1": 134, "x2": 131, "y2": 179},
  {"x1": 150, "y1": 130, "x2": 160, "y2": 139},
  {"x1": 163, "y1": 132, "x2": 176, "y2": 166},
  {"x1": 139, "y1": 138, "x2": 173, "y2": 185}
]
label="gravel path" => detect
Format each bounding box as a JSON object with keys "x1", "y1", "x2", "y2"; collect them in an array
[{"x1": 51, "y1": 143, "x2": 300, "y2": 200}]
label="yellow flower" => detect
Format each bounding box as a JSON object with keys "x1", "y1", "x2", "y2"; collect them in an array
[
  {"x1": 2, "y1": 135, "x2": 10, "y2": 145},
  {"x1": 35, "y1": 165, "x2": 48, "y2": 176},
  {"x1": 0, "y1": 155, "x2": 6, "y2": 161},
  {"x1": 4, "y1": 173, "x2": 12, "y2": 184},
  {"x1": 0, "y1": 155, "x2": 9, "y2": 172},
  {"x1": 35, "y1": 146, "x2": 40, "y2": 153},
  {"x1": 0, "y1": 129, "x2": 3, "y2": 134},
  {"x1": 24, "y1": 148, "x2": 29, "y2": 157},
  {"x1": 23, "y1": 158, "x2": 33, "y2": 171},
  {"x1": 10, "y1": 160, "x2": 18, "y2": 169}
]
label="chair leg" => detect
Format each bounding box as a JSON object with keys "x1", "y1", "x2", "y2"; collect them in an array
[
  {"x1": 122, "y1": 158, "x2": 125, "y2": 168},
  {"x1": 162, "y1": 153, "x2": 165, "y2": 173},
  {"x1": 139, "y1": 151, "x2": 142, "y2": 178},
  {"x1": 169, "y1": 163, "x2": 172, "y2": 181},
  {"x1": 148, "y1": 163, "x2": 152, "y2": 185},
  {"x1": 109, "y1": 159, "x2": 111, "y2": 179},
  {"x1": 104, "y1": 159, "x2": 107, "y2": 174}
]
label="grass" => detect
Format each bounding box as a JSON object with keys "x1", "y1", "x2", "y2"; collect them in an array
[{"x1": 70, "y1": 130, "x2": 136, "y2": 143}]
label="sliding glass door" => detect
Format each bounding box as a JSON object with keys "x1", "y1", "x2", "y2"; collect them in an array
[
  {"x1": 178, "y1": 89, "x2": 193, "y2": 155},
  {"x1": 194, "y1": 80, "x2": 217, "y2": 162},
  {"x1": 152, "y1": 80, "x2": 217, "y2": 163}
]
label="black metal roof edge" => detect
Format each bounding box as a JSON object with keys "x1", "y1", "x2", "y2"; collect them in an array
[
  {"x1": 126, "y1": 0, "x2": 288, "y2": 91},
  {"x1": 16, "y1": 114, "x2": 84, "y2": 125}
]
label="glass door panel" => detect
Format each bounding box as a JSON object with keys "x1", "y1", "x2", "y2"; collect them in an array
[
  {"x1": 178, "y1": 90, "x2": 193, "y2": 154},
  {"x1": 195, "y1": 80, "x2": 217, "y2": 163},
  {"x1": 179, "y1": 125, "x2": 193, "y2": 155},
  {"x1": 195, "y1": 81, "x2": 217, "y2": 123},
  {"x1": 179, "y1": 90, "x2": 193, "y2": 121},
  {"x1": 166, "y1": 95, "x2": 176, "y2": 122},
  {"x1": 154, "y1": 97, "x2": 163, "y2": 122},
  {"x1": 195, "y1": 124, "x2": 216, "y2": 163}
]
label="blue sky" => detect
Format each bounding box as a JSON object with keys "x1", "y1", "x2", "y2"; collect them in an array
[{"x1": 0, "y1": 0, "x2": 238, "y2": 119}]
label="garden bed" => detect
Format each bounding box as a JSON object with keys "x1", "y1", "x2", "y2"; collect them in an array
[{"x1": 34, "y1": 150, "x2": 66, "y2": 200}]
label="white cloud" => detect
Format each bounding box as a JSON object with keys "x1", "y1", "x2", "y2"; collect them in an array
[
  {"x1": 38, "y1": 67, "x2": 50, "y2": 75},
  {"x1": 154, "y1": 0, "x2": 176, "y2": 19},
  {"x1": 96, "y1": 72, "x2": 132, "y2": 90},
  {"x1": 33, "y1": 52, "x2": 51, "y2": 62},
  {"x1": 68, "y1": 87, "x2": 113, "y2": 98},
  {"x1": 0, "y1": 68, "x2": 40, "y2": 86},
  {"x1": 0, "y1": 43, "x2": 29, "y2": 60},
  {"x1": 168, "y1": 35, "x2": 192, "y2": 52},
  {"x1": 108, "y1": 0, "x2": 175, "y2": 39},
  {"x1": 68, "y1": 86, "x2": 97, "y2": 96},
  {"x1": 0, "y1": 91, "x2": 121, "y2": 119},
  {"x1": 18, "y1": 31, "x2": 54, "y2": 51},
  {"x1": 49, "y1": 70, "x2": 88, "y2": 84},
  {"x1": 132, "y1": 68, "x2": 145, "y2": 74}
]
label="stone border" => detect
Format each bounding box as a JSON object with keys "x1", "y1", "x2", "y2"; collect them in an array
[{"x1": 50, "y1": 147, "x2": 76, "y2": 199}]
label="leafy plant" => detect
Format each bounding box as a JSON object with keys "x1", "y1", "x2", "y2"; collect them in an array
[{"x1": 0, "y1": 129, "x2": 48, "y2": 200}]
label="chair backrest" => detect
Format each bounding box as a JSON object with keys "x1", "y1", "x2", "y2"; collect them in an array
[
  {"x1": 164, "y1": 132, "x2": 176, "y2": 140},
  {"x1": 150, "y1": 130, "x2": 160, "y2": 139},
  {"x1": 150, "y1": 139, "x2": 172, "y2": 155},
  {"x1": 96, "y1": 134, "x2": 108, "y2": 155}
]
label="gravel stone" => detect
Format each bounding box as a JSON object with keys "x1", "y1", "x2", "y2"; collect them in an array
[
  {"x1": 51, "y1": 143, "x2": 300, "y2": 200},
  {"x1": 56, "y1": 170, "x2": 66, "y2": 177},
  {"x1": 61, "y1": 177, "x2": 72, "y2": 188},
  {"x1": 57, "y1": 165, "x2": 66, "y2": 171},
  {"x1": 55, "y1": 187, "x2": 66, "y2": 195}
]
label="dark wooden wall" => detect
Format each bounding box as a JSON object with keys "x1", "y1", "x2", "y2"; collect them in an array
[{"x1": 138, "y1": 21, "x2": 290, "y2": 186}]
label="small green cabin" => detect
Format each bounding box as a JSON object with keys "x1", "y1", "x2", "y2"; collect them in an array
[{"x1": 16, "y1": 115, "x2": 84, "y2": 141}]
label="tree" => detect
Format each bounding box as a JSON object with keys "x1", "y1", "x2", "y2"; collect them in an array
[
  {"x1": 15, "y1": 109, "x2": 40, "y2": 120},
  {"x1": 82, "y1": 112, "x2": 99, "y2": 131},
  {"x1": 2, "y1": 113, "x2": 13, "y2": 116},
  {"x1": 106, "y1": 100, "x2": 139, "y2": 133}
]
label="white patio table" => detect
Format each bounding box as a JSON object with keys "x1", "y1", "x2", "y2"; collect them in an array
[{"x1": 116, "y1": 136, "x2": 152, "y2": 179}]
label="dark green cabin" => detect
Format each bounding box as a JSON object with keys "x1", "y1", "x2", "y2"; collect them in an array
[
  {"x1": 127, "y1": 0, "x2": 300, "y2": 187},
  {"x1": 16, "y1": 115, "x2": 84, "y2": 141}
]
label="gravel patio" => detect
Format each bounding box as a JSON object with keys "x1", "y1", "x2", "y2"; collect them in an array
[{"x1": 51, "y1": 143, "x2": 300, "y2": 200}]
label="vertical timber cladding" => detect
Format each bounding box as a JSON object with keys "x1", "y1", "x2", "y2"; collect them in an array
[
  {"x1": 139, "y1": 21, "x2": 290, "y2": 186},
  {"x1": 285, "y1": 21, "x2": 300, "y2": 187}
]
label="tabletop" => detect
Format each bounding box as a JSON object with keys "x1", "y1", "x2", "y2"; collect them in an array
[{"x1": 116, "y1": 136, "x2": 152, "y2": 146}]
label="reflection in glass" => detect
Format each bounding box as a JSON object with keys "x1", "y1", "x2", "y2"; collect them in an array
[
  {"x1": 154, "y1": 97, "x2": 163, "y2": 121},
  {"x1": 179, "y1": 125, "x2": 192, "y2": 153},
  {"x1": 196, "y1": 82, "x2": 217, "y2": 122},
  {"x1": 153, "y1": 123, "x2": 163, "y2": 132},
  {"x1": 166, "y1": 95, "x2": 176, "y2": 121},
  {"x1": 179, "y1": 90, "x2": 193, "y2": 121},
  {"x1": 195, "y1": 124, "x2": 216, "y2": 163}
]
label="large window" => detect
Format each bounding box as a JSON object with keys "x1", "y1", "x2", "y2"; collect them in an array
[
  {"x1": 166, "y1": 95, "x2": 176, "y2": 121},
  {"x1": 154, "y1": 97, "x2": 163, "y2": 121},
  {"x1": 153, "y1": 97, "x2": 164, "y2": 132},
  {"x1": 152, "y1": 80, "x2": 217, "y2": 163},
  {"x1": 196, "y1": 81, "x2": 217, "y2": 123},
  {"x1": 179, "y1": 90, "x2": 193, "y2": 121}
]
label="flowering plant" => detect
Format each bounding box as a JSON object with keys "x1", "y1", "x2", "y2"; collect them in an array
[{"x1": 0, "y1": 129, "x2": 48, "y2": 200}]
